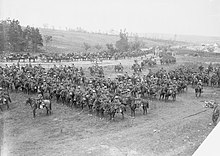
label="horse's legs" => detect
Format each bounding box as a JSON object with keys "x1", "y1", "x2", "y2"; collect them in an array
[
  {"x1": 81, "y1": 103, "x2": 84, "y2": 110},
  {"x1": 131, "y1": 108, "x2": 135, "y2": 117},
  {"x1": 6, "y1": 102, "x2": 9, "y2": 110},
  {"x1": 112, "y1": 111, "x2": 115, "y2": 120},
  {"x1": 49, "y1": 103, "x2": 52, "y2": 114},
  {"x1": 33, "y1": 109, "x2": 36, "y2": 118},
  {"x1": 100, "y1": 109, "x2": 104, "y2": 118},
  {"x1": 142, "y1": 107, "x2": 145, "y2": 115},
  {"x1": 109, "y1": 113, "x2": 112, "y2": 120},
  {"x1": 46, "y1": 107, "x2": 49, "y2": 115},
  {"x1": 56, "y1": 95, "x2": 59, "y2": 102}
]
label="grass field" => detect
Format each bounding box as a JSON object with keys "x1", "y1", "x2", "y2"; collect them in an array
[
  {"x1": 0, "y1": 54, "x2": 220, "y2": 156},
  {"x1": 39, "y1": 28, "x2": 185, "y2": 53}
]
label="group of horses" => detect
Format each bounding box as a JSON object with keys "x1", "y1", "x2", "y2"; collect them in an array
[
  {"x1": 5, "y1": 53, "x2": 38, "y2": 62},
  {"x1": 88, "y1": 64, "x2": 105, "y2": 77},
  {"x1": 1, "y1": 49, "x2": 153, "y2": 64},
  {"x1": 115, "y1": 64, "x2": 124, "y2": 72},
  {"x1": 160, "y1": 55, "x2": 176, "y2": 65},
  {"x1": 141, "y1": 58, "x2": 157, "y2": 68},
  {"x1": 2, "y1": 57, "x2": 220, "y2": 123}
]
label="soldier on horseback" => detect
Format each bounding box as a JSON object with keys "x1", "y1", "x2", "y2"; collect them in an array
[
  {"x1": 36, "y1": 94, "x2": 43, "y2": 108},
  {"x1": 0, "y1": 87, "x2": 11, "y2": 111},
  {"x1": 195, "y1": 80, "x2": 203, "y2": 97}
]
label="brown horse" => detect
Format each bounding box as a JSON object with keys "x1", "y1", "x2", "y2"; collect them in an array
[
  {"x1": 195, "y1": 85, "x2": 202, "y2": 97},
  {"x1": 0, "y1": 96, "x2": 11, "y2": 111},
  {"x1": 141, "y1": 99, "x2": 149, "y2": 115},
  {"x1": 25, "y1": 98, "x2": 52, "y2": 118}
]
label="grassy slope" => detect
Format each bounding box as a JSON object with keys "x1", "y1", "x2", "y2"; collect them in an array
[{"x1": 39, "y1": 28, "x2": 176, "y2": 53}]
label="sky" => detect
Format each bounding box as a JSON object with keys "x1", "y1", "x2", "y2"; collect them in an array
[{"x1": 1, "y1": 0, "x2": 220, "y2": 37}]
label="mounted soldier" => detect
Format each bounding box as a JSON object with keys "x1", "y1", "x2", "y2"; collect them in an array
[{"x1": 195, "y1": 80, "x2": 203, "y2": 97}]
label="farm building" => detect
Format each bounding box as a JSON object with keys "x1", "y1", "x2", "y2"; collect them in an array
[{"x1": 213, "y1": 43, "x2": 220, "y2": 53}]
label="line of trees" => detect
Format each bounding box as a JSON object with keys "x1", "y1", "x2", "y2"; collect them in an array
[
  {"x1": 0, "y1": 19, "x2": 43, "y2": 52},
  {"x1": 115, "y1": 29, "x2": 145, "y2": 52},
  {"x1": 82, "y1": 29, "x2": 145, "y2": 53}
]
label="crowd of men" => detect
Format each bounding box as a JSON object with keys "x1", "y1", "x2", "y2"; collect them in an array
[{"x1": 1, "y1": 61, "x2": 219, "y2": 118}]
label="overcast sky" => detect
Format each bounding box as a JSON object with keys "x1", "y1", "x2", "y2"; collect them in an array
[{"x1": 1, "y1": 0, "x2": 220, "y2": 37}]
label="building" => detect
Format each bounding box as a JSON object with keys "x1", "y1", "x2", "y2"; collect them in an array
[{"x1": 213, "y1": 43, "x2": 220, "y2": 53}]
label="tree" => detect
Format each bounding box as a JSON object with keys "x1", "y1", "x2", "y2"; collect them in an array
[
  {"x1": 115, "y1": 29, "x2": 129, "y2": 52},
  {"x1": 44, "y1": 35, "x2": 52, "y2": 51},
  {"x1": 0, "y1": 19, "x2": 12, "y2": 51},
  {"x1": 23, "y1": 25, "x2": 33, "y2": 51},
  {"x1": 94, "y1": 44, "x2": 102, "y2": 51},
  {"x1": 0, "y1": 19, "x2": 44, "y2": 52},
  {"x1": 129, "y1": 35, "x2": 144, "y2": 51},
  {"x1": 30, "y1": 27, "x2": 43, "y2": 52},
  {"x1": 8, "y1": 19, "x2": 24, "y2": 52},
  {"x1": 106, "y1": 43, "x2": 115, "y2": 53},
  {"x1": 83, "y1": 42, "x2": 91, "y2": 51},
  {"x1": 0, "y1": 23, "x2": 4, "y2": 51}
]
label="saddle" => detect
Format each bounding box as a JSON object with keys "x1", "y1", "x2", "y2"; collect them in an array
[{"x1": 37, "y1": 100, "x2": 45, "y2": 109}]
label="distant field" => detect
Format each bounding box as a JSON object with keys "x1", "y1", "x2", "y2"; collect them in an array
[{"x1": 39, "y1": 29, "x2": 182, "y2": 53}]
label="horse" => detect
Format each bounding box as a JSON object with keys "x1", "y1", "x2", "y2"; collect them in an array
[
  {"x1": 25, "y1": 98, "x2": 52, "y2": 118},
  {"x1": 159, "y1": 88, "x2": 166, "y2": 100},
  {"x1": 92, "y1": 98, "x2": 103, "y2": 117},
  {"x1": 115, "y1": 65, "x2": 123, "y2": 73},
  {"x1": 104, "y1": 103, "x2": 125, "y2": 120},
  {"x1": 131, "y1": 64, "x2": 142, "y2": 74},
  {"x1": 125, "y1": 96, "x2": 137, "y2": 117},
  {"x1": 0, "y1": 96, "x2": 11, "y2": 111},
  {"x1": 141, "y1": 99, "x2": 149, "y2": 115},
  {"x1": 195, "y1": 85, "x2": 202, "y2": 97},
  {"x1": 147, "y1": 87, "x2": 158, "y2": 99},
  {"x1": 164, "y1": 88, "x2": 176, "y2": 101},
  {"x1": 115, "y1": 104, "x2": 126, "y2": 119}
]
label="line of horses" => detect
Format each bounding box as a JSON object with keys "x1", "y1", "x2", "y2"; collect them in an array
[
  {"x1": 2, "y1": 61, "x2": 220, "y2": 121},
  {"x1": 1, "y1": 49, "x2": 153, "y2": 63}
]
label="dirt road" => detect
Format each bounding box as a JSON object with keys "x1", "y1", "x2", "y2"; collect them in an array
[{"x1": 0, "y1": 87, "x2": 216, "y2": 156}]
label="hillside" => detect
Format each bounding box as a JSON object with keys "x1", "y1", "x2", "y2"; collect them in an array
[{"x1": 39, "y1": 29, "x2": 183, "y2": 53}]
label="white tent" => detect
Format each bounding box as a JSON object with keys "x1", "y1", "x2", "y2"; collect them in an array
[{"x1": 213, "y1": 47, "x2": 220, "y2": 53}]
